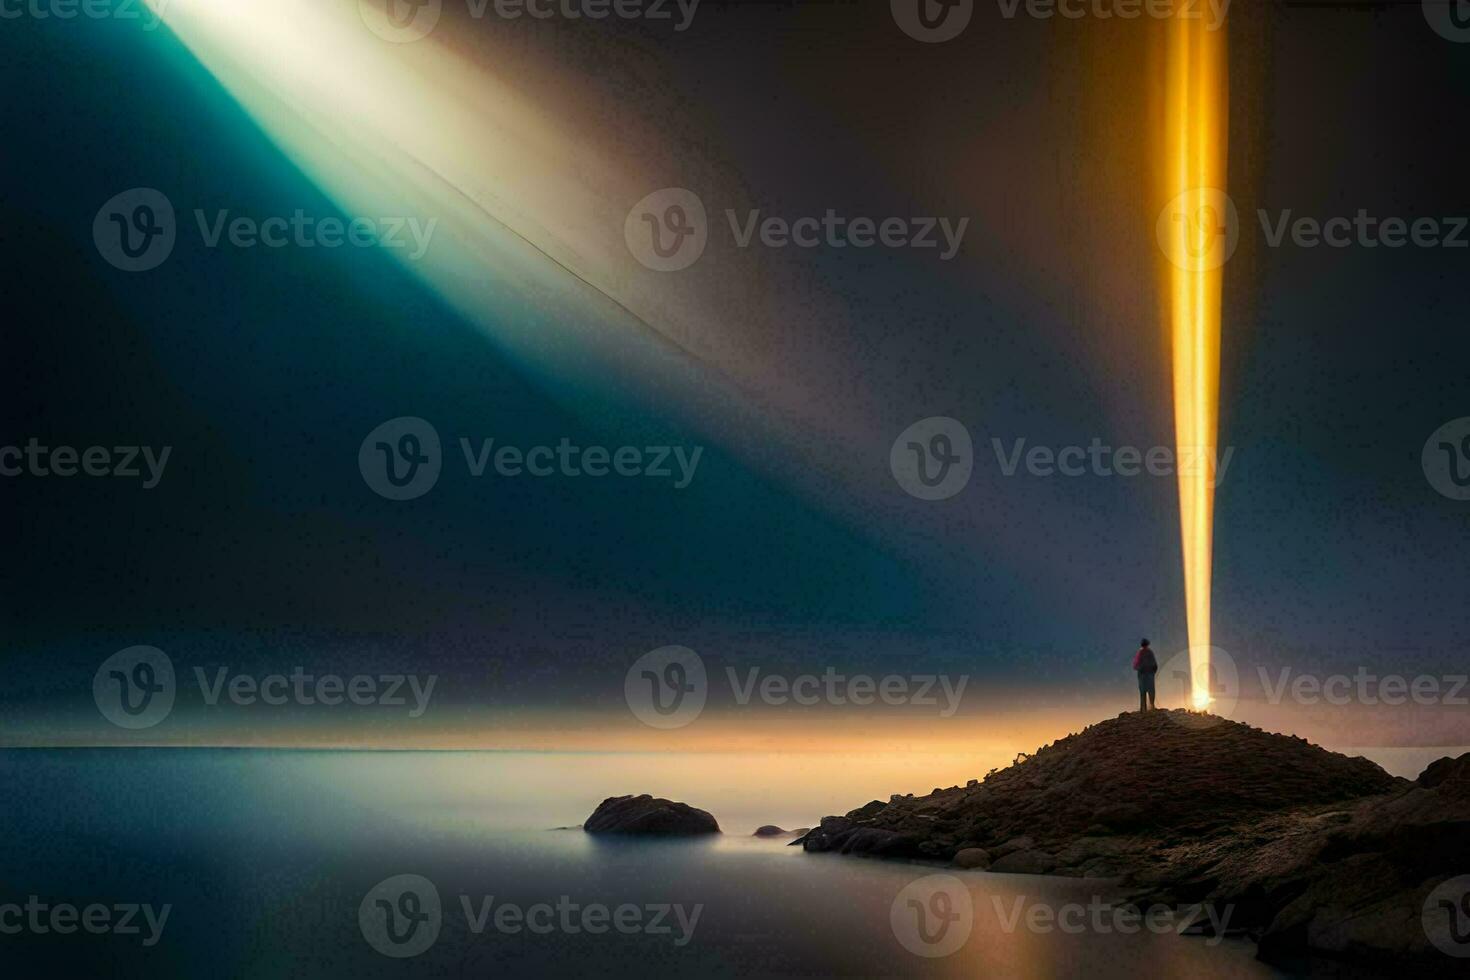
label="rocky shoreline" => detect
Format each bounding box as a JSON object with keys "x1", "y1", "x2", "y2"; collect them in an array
[{"x1": 791, "y1": 710, "x2": 1469, "y2": 965}]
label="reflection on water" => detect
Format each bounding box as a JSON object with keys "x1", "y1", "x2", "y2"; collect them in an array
[{"x1": 0, "y1": 750, "x2": 1291, "y2": 978}]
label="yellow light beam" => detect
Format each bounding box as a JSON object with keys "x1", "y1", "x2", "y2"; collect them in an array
[{"x1": 1164, "y1": 13, "x2": 1227, "y2": 710}]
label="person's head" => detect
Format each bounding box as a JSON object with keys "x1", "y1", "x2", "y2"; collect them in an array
[{"x1": 1140, "y1": 638, "x2": 1150, "y2": 648}]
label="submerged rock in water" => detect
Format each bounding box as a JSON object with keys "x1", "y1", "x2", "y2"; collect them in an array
[
  {"x1": 753, "y1": 825, "x2": 790, "y2": 837},
  {"x1": 583, "y1": 794, "x2": 720, "y2": 836}
]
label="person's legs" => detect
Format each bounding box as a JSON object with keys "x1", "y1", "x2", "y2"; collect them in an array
[
  {"x1": 1138, "y1": 682, "x2": 1147, "y2": 713},
  {"x1": 1141, "y1": 674, "x2": 1156, "y2": 711}
]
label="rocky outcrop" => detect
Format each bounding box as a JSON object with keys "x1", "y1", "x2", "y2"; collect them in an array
[
  {"x1": 753, "y1": 825, "x2": 801, "y2": 837},
  {"x1": 584, "y1": 794, "x2": 720, "y2": 835},
  {"x1": 795, "y1": 710, "x2": 1466, "y2": 966}
]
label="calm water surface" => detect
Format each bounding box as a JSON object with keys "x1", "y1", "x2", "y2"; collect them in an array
[{"x1": 1, "y1": 750, "x2": 1306, "y2": 978}]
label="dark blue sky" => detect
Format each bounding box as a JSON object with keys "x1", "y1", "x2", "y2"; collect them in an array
[{"x1": 2, "y1": 3, "x2": 1467, "y2": 735}]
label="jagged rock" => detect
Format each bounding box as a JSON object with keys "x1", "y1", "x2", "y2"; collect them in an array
[
  {"x1": 830, "y1": 826, "x2": 919, "y2": 857},
  {"x1": 992, "y1": 836, "x2": 1036, "y2": 859},
  {"x1": 583, "y1": 795, "x2": 719, "y2": 835},
  {"x1": 1417, "y1": 753, "x2": 1470, "y2": 789},
  {"x1": 1054, "y1": 836, "x2": 1137, "y2": 866},
  {"x1": 1093, "y1": 803, "x2": 1147, "y2": 830},
  {"x1": 990, "y1": 849, "x2": 1059, "y2": 875}
]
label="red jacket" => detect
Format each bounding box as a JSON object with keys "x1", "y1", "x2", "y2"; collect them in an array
[{"x1": 1133, "y1": 647, "x2": 1157, "y2": 673}]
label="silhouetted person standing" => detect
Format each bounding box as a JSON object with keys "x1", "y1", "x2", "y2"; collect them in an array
[{"x1": 1133, "y1": 639, "x2": 1157, "y2": 712}]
